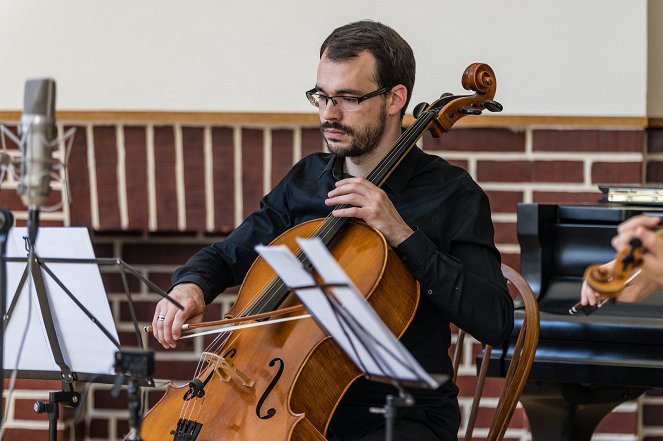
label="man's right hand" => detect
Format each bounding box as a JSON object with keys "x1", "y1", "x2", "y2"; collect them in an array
[{"x1": 152, "y1": 283, "x2": 206, "y2": 349}]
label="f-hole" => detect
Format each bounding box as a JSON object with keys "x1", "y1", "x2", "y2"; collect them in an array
[
  {"x1": 256, "y1": 358, "x2": 284, "y2": 420},
  {"x1": 224, "y1": 348, "x2": 237, "y2": 359}
]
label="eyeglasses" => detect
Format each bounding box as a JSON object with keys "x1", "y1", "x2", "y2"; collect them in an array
[{"x1": 305, "y1": 87, "x2": 390, "y2": 112}]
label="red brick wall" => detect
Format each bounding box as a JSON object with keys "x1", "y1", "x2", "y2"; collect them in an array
[{"x1": 1, "y1": 116, "x2": 661, "y2": 440}]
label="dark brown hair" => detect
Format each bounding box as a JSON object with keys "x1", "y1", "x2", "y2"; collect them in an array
[{"x1": 320, "y1": 20, "x2": 415, "y2": 118}]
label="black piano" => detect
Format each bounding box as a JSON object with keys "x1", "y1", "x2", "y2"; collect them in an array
[{"x1": 487, "y1": 203, "x2": 663, "y2": 441}]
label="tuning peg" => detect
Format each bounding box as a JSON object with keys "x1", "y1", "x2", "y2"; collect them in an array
[
  {"x1": 440, "y1": 92, "x2": 454, "y2": 98},
  {"x1": 413, "y1": 102, "x2": 429, "y2": 118},
  {"x1": 458, "y1": 106, "x2": 482, "y2": 116},
  {"x1": 482, "y1": 100, "x2": 503, "y2": 112}
]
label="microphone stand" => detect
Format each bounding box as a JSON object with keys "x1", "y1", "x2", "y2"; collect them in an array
[
  {"x1": 111, "y1": 349, "x2": 155, "y2": 441},
  {"x1": 27, "y1": 208, "x2": 39, "y2": 247},
  {"x1": 0, "y1": 208, "x2": 14, "y2": 434}
]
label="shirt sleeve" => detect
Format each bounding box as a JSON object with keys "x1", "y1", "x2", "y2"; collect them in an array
[
  {"x1": 395, "y1": 189, "x2": 514, "y2": 346},
  {"x1": 170, "y1": 176, "x2": 294, "y2": 304}
]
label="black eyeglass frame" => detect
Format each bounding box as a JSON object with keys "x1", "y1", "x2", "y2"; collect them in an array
[{"x1": 305, "y1": 86, "x2": 390, "y2": 110}]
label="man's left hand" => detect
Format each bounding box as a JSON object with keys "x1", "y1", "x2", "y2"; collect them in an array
[{"x1": 325, "y1": 177, "x2": 413, "y2": 247}]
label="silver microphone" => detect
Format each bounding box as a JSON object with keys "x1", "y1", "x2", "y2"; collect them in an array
[{"x1": 17, "y1": 78, "x2": 57, "y2": 211}]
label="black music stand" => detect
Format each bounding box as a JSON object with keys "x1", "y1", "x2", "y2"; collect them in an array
[
  {"x1": 0, "y1": 208, "x2": 14, "y2": 435},
  {"x1": 2, "y1": 226, "x2": 180, "y2": 441},
  {"x1": 256, "y1": 238, "x2": 447, "y2": 441}
]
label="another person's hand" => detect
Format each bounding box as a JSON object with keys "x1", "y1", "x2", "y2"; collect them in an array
[
  {"x1": 611, "y1": 215, "x2": 661, "y2": 251},
  {"x1": 580, "y1": 215, "x2": 663, "y2": 306},
  {"x1": 325, "y1": 177, "x2": 413, "y2": 247},
  {"x1": 613, "y1": 215, "x2": 663, "y2": 287},
  {"x1": 152, "y1": 283, "x2": 205, "y2": 349},
  {"x1": 579, "y1": 262, "x2": 612, "y2": 306}
]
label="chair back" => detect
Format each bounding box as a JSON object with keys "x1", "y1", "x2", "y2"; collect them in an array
[{"x1": 452, "y1": 263, "x2": 540, "y2": 441}]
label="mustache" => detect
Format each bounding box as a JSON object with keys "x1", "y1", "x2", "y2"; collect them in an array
[{"x1": 320, "y1": 121, "x2": 354, "y2": 136}]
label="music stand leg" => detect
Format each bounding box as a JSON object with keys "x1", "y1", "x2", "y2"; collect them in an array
[
  {"x1": 0, "y1": 208, "x2": 13, "y2": 433},
  {"x1": 125, "y1": 378, "x2": 143, "y2": 441},
  {"x1": 34, "y1": 390, "x2": 80, "y2": 441},
  {"x1": 370, "y1": 390, "x2": 415, "y2": 441}
]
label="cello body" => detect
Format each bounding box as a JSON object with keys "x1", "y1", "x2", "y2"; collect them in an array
[{"x1": 140, "y1": 219, "x2": 419, "y2": 440}]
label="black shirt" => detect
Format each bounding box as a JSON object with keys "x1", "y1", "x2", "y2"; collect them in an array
[{"x1": 172, "y1": 147, "x2": 514, "y2": 440}]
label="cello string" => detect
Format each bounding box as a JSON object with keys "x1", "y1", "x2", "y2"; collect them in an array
[
  {"x1": 176, "y1": 319, "x2": 236, "y2": 421},
  {"x1": 179, "y1": 330, "x2": 232, "y2": 423}
]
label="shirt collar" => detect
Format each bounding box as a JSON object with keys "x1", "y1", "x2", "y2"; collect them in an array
[
  {"x1": 318, "y1": 154, "x2": 338, "y2": 179},
  {"x1": 317, "y1": 147, "x2": 421, "y2": 197}
]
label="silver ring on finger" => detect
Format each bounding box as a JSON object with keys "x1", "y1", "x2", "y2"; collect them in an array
[{"x1": 157, "y1": 315, "x2": 166, "y2": 321}]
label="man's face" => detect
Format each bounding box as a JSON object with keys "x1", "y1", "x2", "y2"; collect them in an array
[{"x1": 315, "y1": 51, "x2": 388, "y2": 158}]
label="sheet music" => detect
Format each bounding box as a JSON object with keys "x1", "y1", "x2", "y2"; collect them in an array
[
  {"x1": 3, "y1": 227, "x2": 119, "y2": 376},
  {"x1": 256, "y1": 239, "x2": 440, "y2": 389}
]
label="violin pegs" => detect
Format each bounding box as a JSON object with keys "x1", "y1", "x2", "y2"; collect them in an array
[
  {"x1": 482, "y1": 100, "x2": 503, "y2": 112},
  {"x1": 440, "y1": 92, "x2": 454, "y2": 98}
]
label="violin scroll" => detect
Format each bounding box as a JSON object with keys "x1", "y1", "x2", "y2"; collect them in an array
[
  {"x1": 584, "y1": 237, "x2": 647, "y2": 296},
  {"x1": 584, "y1": 264, "x2": 631, "y2": 296}
]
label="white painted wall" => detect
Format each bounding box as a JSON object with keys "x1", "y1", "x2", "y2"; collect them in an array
[
  {"x1": 0, "y1": 0, "x2": 648, "y2": 116},
  {"x1": 648, "y1": 0, "x2": 663, "y2": 118}
]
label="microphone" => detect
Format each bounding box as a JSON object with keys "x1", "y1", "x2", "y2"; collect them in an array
[{"x1": 17, "y1": 78, "x2": 57, "y2": 243}]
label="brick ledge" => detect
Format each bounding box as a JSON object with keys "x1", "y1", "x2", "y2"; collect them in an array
[{"x1": 0, "y1": 110, "x2": 653, "y2": 128}]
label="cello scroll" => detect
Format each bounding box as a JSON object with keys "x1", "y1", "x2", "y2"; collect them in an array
[{"x1": 417, "y1": 63, "x2": 503, "y2": 137}]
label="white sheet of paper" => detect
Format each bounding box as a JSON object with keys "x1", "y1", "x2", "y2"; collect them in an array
[
  {"x1": 3, "y1": 227, "x2": 119, "y2": 376},
  {"x1": 256, "y1": 239, "x2": 439, "y2": 389}
]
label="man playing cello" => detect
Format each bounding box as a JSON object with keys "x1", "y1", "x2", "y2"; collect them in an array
[{"x1": 151, "y1": 20, "x2": 513, "y2": 441}]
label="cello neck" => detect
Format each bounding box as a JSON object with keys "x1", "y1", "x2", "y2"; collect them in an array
[
  {"x1": 243, "y1": 111, "x2": 437, "y2": 317},
  {"x1": 313, "y1": 110, "x2": 437, "y2": 245},
  {"x1": 365, "y1": 110, "x2": 435, "y2": 187}
]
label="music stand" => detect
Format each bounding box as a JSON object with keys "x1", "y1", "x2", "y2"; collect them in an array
[
  {"x1": 2, "y1": 226, "x2": 180, "y2": 441},
  {"x1": 256, "y1": 238, "x2": 447, "y2": 441}
]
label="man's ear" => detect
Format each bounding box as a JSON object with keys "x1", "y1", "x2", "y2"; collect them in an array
[{"x1": 387, "y1": 84, "x2": 408, "y2": 116}]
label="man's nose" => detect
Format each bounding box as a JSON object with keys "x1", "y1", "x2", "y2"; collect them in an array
[{"x1": 320, "y1": 101, "x2": 342, "y2": 120}]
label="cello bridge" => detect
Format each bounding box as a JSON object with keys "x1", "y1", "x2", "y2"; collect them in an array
[{"x1": 202, "y1": 351, "x2": 255, "y2": 387}]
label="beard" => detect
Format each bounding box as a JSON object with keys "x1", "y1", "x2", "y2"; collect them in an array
[{"x1": 320, "y1": 103, "x2": 388, "y2": 158}]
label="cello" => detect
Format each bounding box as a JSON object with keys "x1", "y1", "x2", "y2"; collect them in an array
[{"x1": 140, "y1": 63, "x2": 502, "y2": 441}]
